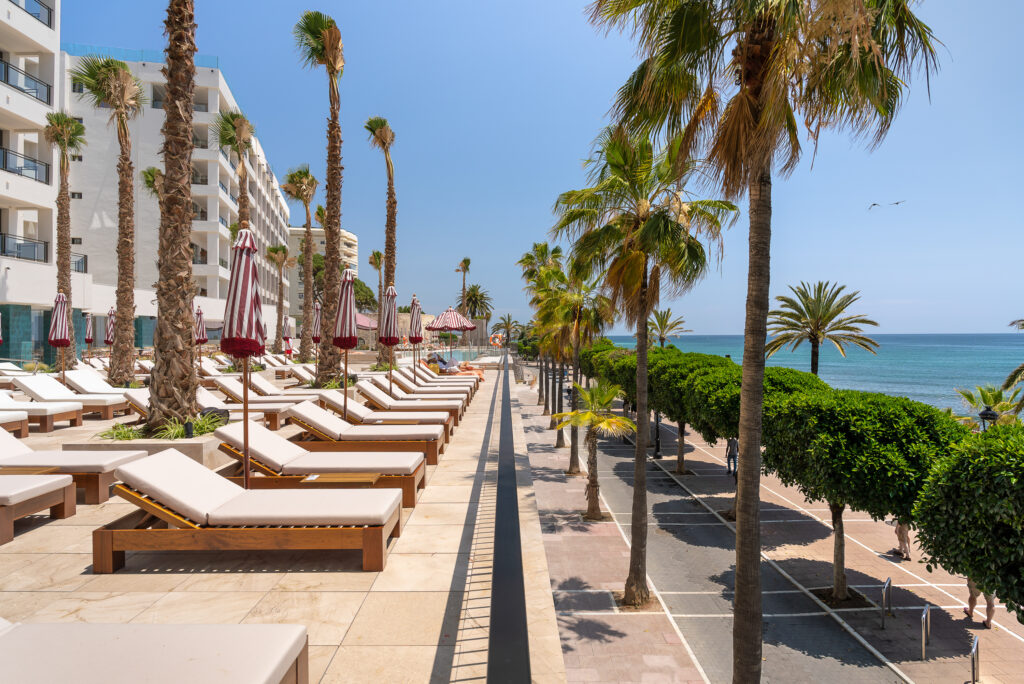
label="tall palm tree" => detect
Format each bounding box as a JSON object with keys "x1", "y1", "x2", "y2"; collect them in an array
[
  {"x1": 295, "y1": 10, "x2": 345, "y2": 385},
  {"x1": 150, "y1": 0, "x2": 200, "y2": 424},
  {"x1": 44, "y1": 112, "x2": 85, "y2": 372},
  {"x1": 265, "y1": 245, "x2": 297, "y2": 353},
  {"x1": 70, "y1": 56, "x2": 144, "y2": 386},
  {"x1": 554, "y1": 125, "x2": 736, "y2": 607},
  {"x1": 519, "y1": 243, "x2": 564, "y2": 407},
  {"x1": 455, "y1": 257, "x2": 471, "y2": 313},
  {"x1": 648, "y1": 309, "x2": 691, "y2": 347},
  {"x1": 365, "y1": 117, "x2": 397, "y2": 289},
  {"x1": 368, "y1": 250, "x2": 384, "y2": 319},
  {"x1": 282, "y1": 165, "x2": 319, "y2": 362},
  {"x1": 212, "y1": 110, "x2": 254, "y2": 227},
  {"x1": 458, "y1": 284, "x2": 493, "y2": 321},
  {"x1": 589, "y1": 1, "x2": 939, "y2": 677},
  {"x1": 765, "y1": 281, "x2": 879, "y2": 375},
  {"x1": 492, "y1": 314, "x2": 521, "y2": 348},
  {"x1": 554, "y1": 380, "x2": 635, "y2": 520}
]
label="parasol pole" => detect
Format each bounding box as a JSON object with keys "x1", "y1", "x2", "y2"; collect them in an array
[
  {"x1": 60, "y1": 347, "x2": 65, "y2": 385},
  {"x1": 343, "y1": 348, "x2": 349, "y2": 419},
  {"x1": 242, "y1": 355, "x2": 250, "y2": 489}
]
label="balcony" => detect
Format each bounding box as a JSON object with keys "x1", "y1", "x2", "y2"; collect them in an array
[
  {"x1": 218, "y1": 216, "x2": 228, "y2": 228},
  {"x1": 0, "y1": 147, "x2": 50, "y2": 184},
  {"x1": 191, "y1": 173, "x2": 208, "y2": 185},
  {"x1": 218, "y1": 257, "x2": 228, "y2": 268},
  {"x1": 0, "y1": 233, "x2": 47, "y2": 263},
  {"x1": 229, "y1": 193, "x2": 238, "y2": 205},
  {"x1": 71, "y1": 253, "x2": 87, "y2": 273},
  {"x1": 192, "y1": 137, "x2": 209, "y2": 149},
  {"x1": 194, "y1": 102, "x2": 208, "y2": 113},
  {"x1": 0, "y1": 58, "x2": 51, "y2": 105},
  {"x1": 8, "y1": 0, "x2": 53, "y2": 28},
  {"x1": 192, "y1": 208, "x2": 208, "y2": 221}
]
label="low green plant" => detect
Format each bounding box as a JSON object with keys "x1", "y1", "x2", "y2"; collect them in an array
[
  {"x1": 152, "y1": 413, "x2": 227, "y2": 440},
  {"x1": 251, "y1": 363, "x2": 265, "y2": 372},
  {"x1": 100, "y1": 423, "x2": 145, "y2": 440},
  {"x1": 368, "y1": 362, "x2": 397, "y2": 372},
  {"x1": 23, "y1": 361, "x2": 50, "y2": 372}
]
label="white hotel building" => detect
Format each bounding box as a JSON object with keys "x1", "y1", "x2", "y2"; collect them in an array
[
  {"x1": 0, "y1": 0, "x2": 297, "y2": 364},
  {"x1": 286, "y1": 223, "x2": 358, "y2": 322}
]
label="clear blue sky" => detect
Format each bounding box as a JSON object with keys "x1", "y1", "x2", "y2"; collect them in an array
[{"x1": 62, "y1": 1, "x2": 1022, "y2": 334}]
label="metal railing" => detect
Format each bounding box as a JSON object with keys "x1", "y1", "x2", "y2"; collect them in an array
[
  {"x1": 229, "y1": 192, "x2": 238, "y2": 205},
  {"x1": 71, "y1": 253, "x2": 87, "y2": 273},
  {"x1": 61, "y1": 43, "x2": 218, "y2": 68},
  {"x1": 193, "y1": 137, "x2": 208, "y2": 149},
  {"x1": 880, "y1": 577, "x2": 892, "y2": 628},
  {"x1": 9, "y1": 0, "x2": 53, "y2": 28},
  {"x1": 970, "y1": 636, "x2": 980, "y2": 683},
  {"x1": 191, "y1": 173, "x2": 208, "y2": 185},
  {"x1": 920, "y1": 604, "x2": 931, "y2": 659},
  {"x1": 0, "y1": 147, "x2": 50, "y2": 183},
  {"x1": 218, "y1": 257, "x2": 228, "y2": 268},
  {"x1": 192, "y1": 208, "x2": 208, "y2": 221},
  {"x1": 192, "y1": 252, "x2": 207, "y2": 265},
  {"x1": 0, "y1": 233, "x2": 47, "y2": 263},
  {"x1": 0, "y1": 57, "x2": 51, "y2": 104},
  {"x1": 218, "y1": 216, "x2": 228, "y2": 227},
  {"x1": 218, "y1": 181, "x2": 229, "y2": 195},
  {"x1": 194, "y1": 102, "x2": 208, "y2": 112}
]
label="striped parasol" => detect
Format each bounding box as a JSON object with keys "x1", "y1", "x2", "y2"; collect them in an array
[
  {"x1": 426, "y1": 306, "x2": 476, "y2": 365},
  {"x1": 194, "y1": 307, "x2": 208, "y2": 345},
  {"x1": 311, "y1": 300, "x2": 322, "y2": 344},
  {"x1": 84, "y1": 313, "x2": 94, "y2": 344},
  {"x1": 409, "y1": 295, "x2": 423, "y2": 380},
  {"x1": 48, "y1": 294, "x2": 71, "y2": 348},
  {"x1": 0, "y1": 311, "x2": 4, "y2": 346},
  {"x1": 219, "y1": 226, "x2": 265, "y2": 489},
  {"x1": 379, "y1": 286, "x2": 400, "y2": 347},
  {"x1": 332, "y1": 269, "x2": 359, "y2": 416},
  {"x1": 104, "y1": 308, "x2": 115, "y2": 346}
]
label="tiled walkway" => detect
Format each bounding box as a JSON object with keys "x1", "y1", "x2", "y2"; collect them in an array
[{"x1": 1, "y1": 367, "x2": 567, "y2": 683}]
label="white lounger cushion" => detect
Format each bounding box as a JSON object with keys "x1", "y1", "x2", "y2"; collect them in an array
[
  {"x1": 215, "y1": 378, "x2": 306, "y2": 405},
  {"x1": 63, "y1": 370, "x2": 125, "y2": 396},
  {"x1": 389, "y1": 373, "x2": 470, "y2": 397},
  {"x1": 400, "y1": 367, "x2": 475, "y2": 387},
  {"x1": 0, "y1": 449, "x2": 147, "y2": 473},
  {"x1": 370, "y1": 377, "x2": 465, "y2": 404},
  {"x1": 115, "y1": 449, "x2": 242, "y2": 524},
  {"x1": 291, "y1": 401, "x2": 442, "y2": 441},
  {"x1": 0, "y1": 428, "x2": 33, "y2": 456},
  {"x1": 215, "y1": 421, "x2": 307, "y2": 470},
  {"x1": 357, "y1": 381, "x2": 462, "y2": 411},
  {"x1": 12, "y1": 376, "x2": 123, "y2": 406},
  {"x1": 208, "y1": 488, "x2": 401, "y2": 526},
  {"x1": 0, "y1": 474, "x2": 72, "y2": 506},
  {"x1": 0, "y1": 410, "x2": 28, "y2": 423},
  {"x1": 283, "y1": 451, "x2": 422, "y2": 476},
  {"x1": 0, "y1": 622, "x2": 307, "y2": 684},
  {"x1": 0, "y1": 394, "x2": 81, "y2": 416},
  {"x1": 325, "y1": 392, "x2": 449, "y2": 424},
  {"x1": 249, "y1": 373, "x2": 322, "y2": 400},
  {"x1": 124, "y1": 387, "x2": 150, "y2": 409},
  {"x1": 419, "y1": 365, "x2": 479, "y2": 385}
]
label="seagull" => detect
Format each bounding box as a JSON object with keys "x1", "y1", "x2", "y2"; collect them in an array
[
  {"x1": 891, "y1": 200, "x2": 905, "y2": 206},
  {"x1": 868, "y1": 200, "x2": 906, "y2": 210},
  {"x1": 868, "y1": 203, "x2": 881, "y2": 210}
]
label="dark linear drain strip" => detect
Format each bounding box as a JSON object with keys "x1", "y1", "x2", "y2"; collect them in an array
[{"x1": 487, "y1": 353, "x2": 531, "y2": 681}]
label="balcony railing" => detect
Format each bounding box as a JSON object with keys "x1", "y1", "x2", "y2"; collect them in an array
[
  {"x1": 193, "y1": 137, "x2": 208, "y2": 149},
  {"x1": 191, "y1": 174, "x2": 208, "y2": 185},
  {"x1": 218, "y1": 257, "x2": 228, "y2": 268},
  {"x1": 71, "y1": 253, "x2": 87, "y2": 273},
  {"x1": 192, "y1": 253, "x2": 207, "y2": 265},
  {"x1": 229, "y1": 193, "x2": 238, "y2": 205},
  {"x1": 1, "y1": 147, "x2": 50, "y2": 184},
  {"x1": 0, "y1": 57, "x2": 51, "y2": 104},
  {"x1": 218, "y1": 216, "x2": 228, "y2": 228},
  {"x1": 0, "y1": 234, "x2": 48, "y2": 263},
  {"x1": 9, "y1": 0, "x2": 53, "y2": 28},
  {"x1": 192, "y1": 208, "x2": 208, "y2": 221},
  {"x1": 194, "y1": 102, "x2": 208, "y2": 112}
]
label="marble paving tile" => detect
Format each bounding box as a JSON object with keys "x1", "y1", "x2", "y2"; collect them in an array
[
  {"x1": 131, "y1": 591, "x2": 265, "y2": 624},
  {"x1": 0, "y1": 591, "x2": 62, "y2": 621},
  {"x1": 405, "y1": 502, "x2": 472, "y2": 526},
  {"x1": 372, "y1": 553, "x2": 468, "y2": 593},
  {"x1": 0, "y1": 553, "x2": 92, "y2": 591},
  {"x1": 322, "y1": 645, "x2": 456, "y2": 683},
  {"x1": 343, "y1": 591, "x2": 456, "y2": 647},
  {"x1": 78, "y1": 570, "x2": 190, "y2": 593},
  {"x1": 0, "y1": 524, "x2": 94, "y2": 554},
  {"x1": 391, "y1": 524, "x2": 469, "y2": 554},
  {"x1": 174, "y1": 571, "x2": 284, "y2": 592},
  {"x1": 416, "y1": 484, "x2": 474, "y2": 503},
  {"x1": 25, "y1": 591, "x2": 162, "y2": 623},
  {"x1": 308, "y1": 645, "x2": 337, "y2": 683},
  {"x1": 273, "y1": 569, "x2": 377, "y2": 593},
  {"x1": 243, "y1": 591, "x2": 365, "y2": 646}
]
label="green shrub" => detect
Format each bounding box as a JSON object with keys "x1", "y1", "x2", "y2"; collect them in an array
[
  {"x1": 22, "y1": 361, "x2": 49, "y2": 372},
  {"x1": 368, "y1": 362, "x2": 397, "y2": 372},
  {"x1": 100, "y1": 423, "x2": 145, "y2": 440},
  {"x1": 914, "y1": 424, "x2": 1024, "y2": 622}
]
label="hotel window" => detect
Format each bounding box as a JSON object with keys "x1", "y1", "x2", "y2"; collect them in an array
[
  {"x1": 70, "y1": 192, "x2": 83, "y2": 199},
  {"x1": 72, "y1": 81, "x2": 84, "y2": 94},
  {"x1": 71, "y1": 237, "x2": 82, "y2": 245},
  {"x1": 73, "y1": 117, "x2": 83, "y2": 124},
  {"x1": 71, "y1": 155, "x2": 83, "y2": 162}
]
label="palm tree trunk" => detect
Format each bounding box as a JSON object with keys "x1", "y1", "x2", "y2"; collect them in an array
[
  {"x1": 149, "y1": 0, "x2": 198, "y2": 425},
  {"x1": 375, "y1": 270, "x2": 384, "y2": 365},
  {"x1": 316, "y1": 74, "x2": 343, "y2": 385},
  {"x1": 543, "y1": 356, "x2": 551, "y2": 416},
  {"x1": 584, "y1": 430, "x2": 601, "y2": 520},
  {"x1": 537, "y1": 355, "x2": 545, "y2": 405},
  {"x1": 623, "y1": 260, "x2": 651, "y2": 607},
  {"x1": 383, "y1": 153, "x2": 397, "y2": 290},
  {"x1": 555, "y1": 362, "x2": 566, "y2": 448},
  {"x1": 810, "y1": 339, "x2": 820, "y2": 375},
  {"x1": 273, "y1": 265, "x2": 285, "y2": 353},
  {"x1": 299, "y1": 203, "x2": 314, "y2": 362},
  {"x1": 55, "y1": 154, "x2": 75, "y2": 371},
  {"x1": 567, "y1": 330, "x2": 581, "y2": 473},
  {"x1": 675, "y1": 419, "x2": 687, "y2": 474},
  {"x1": 830, "y1": 502, "x2": 848, "y2": 600},
  {"x1": 733, "y1": 166, "x2": 772, "y2": 682},
  {"x1": 108, "y1": 120, "x2": 136, "y2": 387},
  {"x1": 236, "y1": 154, "x2": 250, "y2": 227}
]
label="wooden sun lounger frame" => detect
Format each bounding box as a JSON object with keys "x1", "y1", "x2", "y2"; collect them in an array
[
  {"x1": 289, "y1": 414, "x2": 442, "y2": 466},
  {"x1": 359, "y1": 393, "x2": 463, "y2": 426},
  {"x1": 323, "y1": 402, "x2": 454, "y2": 446},
  {"x1": 0, "y1": 480, "x2": 76, "y2": 544},
  {"x1": 94, "y1": 484, "x2": 402, "y2": 573},
  {"x1": 217, "y1": 442, "x2": 425, "y2": 507},
  {"x1": 31, "y1": 408, "x2": 84, "y2": 433},
  {"x1": 400, "y1": 369, "x2": 477, "y2": 399},
  {"x1": 0, "y1": 414, "x2": 28, "y2": 438}
]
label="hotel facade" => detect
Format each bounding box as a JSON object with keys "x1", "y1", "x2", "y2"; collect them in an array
[
  {"x1": 0, "y1": 0, "x2": 300, "y2": 364},
  {"x1": 286, "y1": 223, "x2": 358, "y2": 328}
]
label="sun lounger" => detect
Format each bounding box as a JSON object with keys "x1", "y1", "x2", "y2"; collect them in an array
[
  {"x1": 405, "y1": 363, "x2": 479, "y2": 388},
  {"x1": 369, "y1": 375, "x2": 467, "y2": 406},
  {"x1": 290, "y1": 366, "x2": 316, "y2": 384},
  {"x1": 0, "y1": 617, "x2": 309, "y2": 684},
  {"x1": 94, "y1": 448, "x2": 402, "y2": 572},
  {"x1": 0, "y1": 474, "x2": 75, "y2": 544},
  {"x1": 64, "y1": 369, "x2": 128, "y2": 397},
  {"x1": 0, "y1": 393, "x2": 82, "y2": 432},
  {"x1": 193, "y1": 387, "x2": 281, "y2": 428},
  {"x1": 136, "y1": 359, "x2": 155, "y2": 373},
  {"x1": 261, "y1": 354, "x2": 284, "y2": 367},
  {"x1": 13, "y1": 375, "x2": 129, "y2": 419},
  {"x1": 215, "y1": 421, "x2": 425, "y2": 507},
  {"x1": 124, "y1": 387, "x2": 268, "y2": 426},
  {"x1": 387, "y1": 370, "x2": 472, "y2": 400},
  {"x1": 289, "y1": 401, "x2": 445, "y2": 464},
  {"x1": 319, "y1": 389, "x2": 453, "y2": 443},
  {"x1": 214, "y1": 377, "x2": 320, "y2": 408},
  {"x1": 419, "y1": 361, "x2": 483, "y2": 384},
  {"x1": 248, "y1": 373, "x2": 324, "y2": 401},
  {"x1": 0, "y1": 410, "x2": 29, "y2": 437},
  {"x1": 0, "y1": 429, "x2": 146, "y2": 504},
  {"x1": 356, "y1": 380, "x2": 463, "y2": 425}
]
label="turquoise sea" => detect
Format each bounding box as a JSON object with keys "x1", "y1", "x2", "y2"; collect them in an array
[{"x1": 606, "y1": 334, "x2": 1024, "y2": 412}]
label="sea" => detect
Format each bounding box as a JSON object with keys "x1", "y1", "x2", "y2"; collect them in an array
[{"x1": 606, "y1": 334, "x2": 1024, "y2": 413}]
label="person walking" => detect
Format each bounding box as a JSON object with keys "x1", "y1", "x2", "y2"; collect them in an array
[
  {"x1": 894, "y1": 520, "x2": 912, "y2": 560},
  {"x1": 725, "y1": 437, "x2": 739, "y2": 476},
  {"x1": 964, "y1": 578, "x2": 996, "y2": 628}
]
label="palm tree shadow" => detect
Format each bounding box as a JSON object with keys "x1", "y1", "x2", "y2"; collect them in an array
[{"x1": 557, "y1": 615, "x2": 627, "y2": 653}]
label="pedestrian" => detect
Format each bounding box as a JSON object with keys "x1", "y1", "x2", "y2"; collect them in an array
[
  {"x1": 895, "y1": 520, "x2": 912, "y2": 560},
  {"x1": 725, "y1": 437, "x2": 738, "y2": 475},
  {"x1": 964, "y1": 578, "x2": 996, "y2": 628}
]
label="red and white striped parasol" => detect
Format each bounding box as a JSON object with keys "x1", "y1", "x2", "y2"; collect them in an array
[
  {"x1": 219, "y1": 226, "x2": 266, "y2": 489},
  {"x1": 0, "y1": 312, "x2": 4, "y2": 346},
  {"x1": 282, "y1": 317, "x2": 293, "y2": 356},
  {"x1": 379, "y1": 285, "x2": 400, "y2": 393},
  {"x1": 426, "y1": 306, "x2": 476, "y2": 366},
  {"x1": 311, "y1": 300, "x2": 322, "y2": 344},
  {"x1": 194, "y1": 307, "x2": 208, "y2": 345},
  {"x1": 49, "y1": 294, "x2": 71, "y2": 382},
  {"x1": 84, "y1": 313, "x2": 94, "y2": 344},
  {"x1": 104, "y1": 308, "x2": 115, "y2": 346},
  {"x1": 332, "y1": 268, "x2": 359, "y2": 416},
  {"x1": 409, "y1": 295, "x2": 423, "y2": 380}
]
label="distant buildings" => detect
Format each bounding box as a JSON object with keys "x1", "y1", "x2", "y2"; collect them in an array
[{"x1": 286, "y1": 224, "x2": 357, "y2": 328}]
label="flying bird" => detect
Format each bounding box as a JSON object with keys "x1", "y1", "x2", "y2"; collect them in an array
[{"x1": 867, "y1": 200, "x2": 906, "y2": 210}]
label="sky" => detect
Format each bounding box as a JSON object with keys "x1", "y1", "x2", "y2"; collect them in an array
[{"x1": 61, "y1": 1, "x2": 1023, "y2": 335}]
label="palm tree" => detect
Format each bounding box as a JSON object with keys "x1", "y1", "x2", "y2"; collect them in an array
[
  {"x1": 455, "y1": 257, "x2": 471, "y2": 314},
  {"x1": 368, "y1": 250, "x2": 384, "y2": 319},
  {"x1": 765, "y1": 282, "x2": 879, "y2": 376},
  {"x1": 70, "y1": 55, "x2": 145, "y2": 386},
  {"x1": 44, "y1": 112, "x2": 85, "y2": 372},
  {"x1": 519, "y1": 243, "x2": 564, "y2": 407},
  {"x1": 282, "y1": 165, "x2": 319, "y2": 362},
  {"x1": 458, "y1": 284, "x2": 493, "y2": 321},
  {"x1": 955, "y1": 385, "x2": 1020, "y2": 428},
  {"x1": 150, "y1": 1, "x2": 200, "y2": 424},
  {"x1": 295, "y1": 10, "x2": 345, "y2": 385},
  {"x1": 649, "y1": 309, "x2": 691, "y2": 347},
  {"x1": 265, "y1": 245, "x2": 297, "y2": 353},
  {"x1": 554, "y1": 125, "x2": 736, "y2": 607},
  {"x1": 492, "y1": 314, "x2": 521, "y2": 348},
  {"x1": 365, "y1": 117, "x2": 397, "y2": 290},
  {"x1": 212, "y1": 110, "x2": 253, "y2": 227},
  {"x1": 555, "y1": 381, "x2": 635, "y2": 519},
  {"x1": 589, "y1": 2, "x2": 939, "y2": 677}
]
